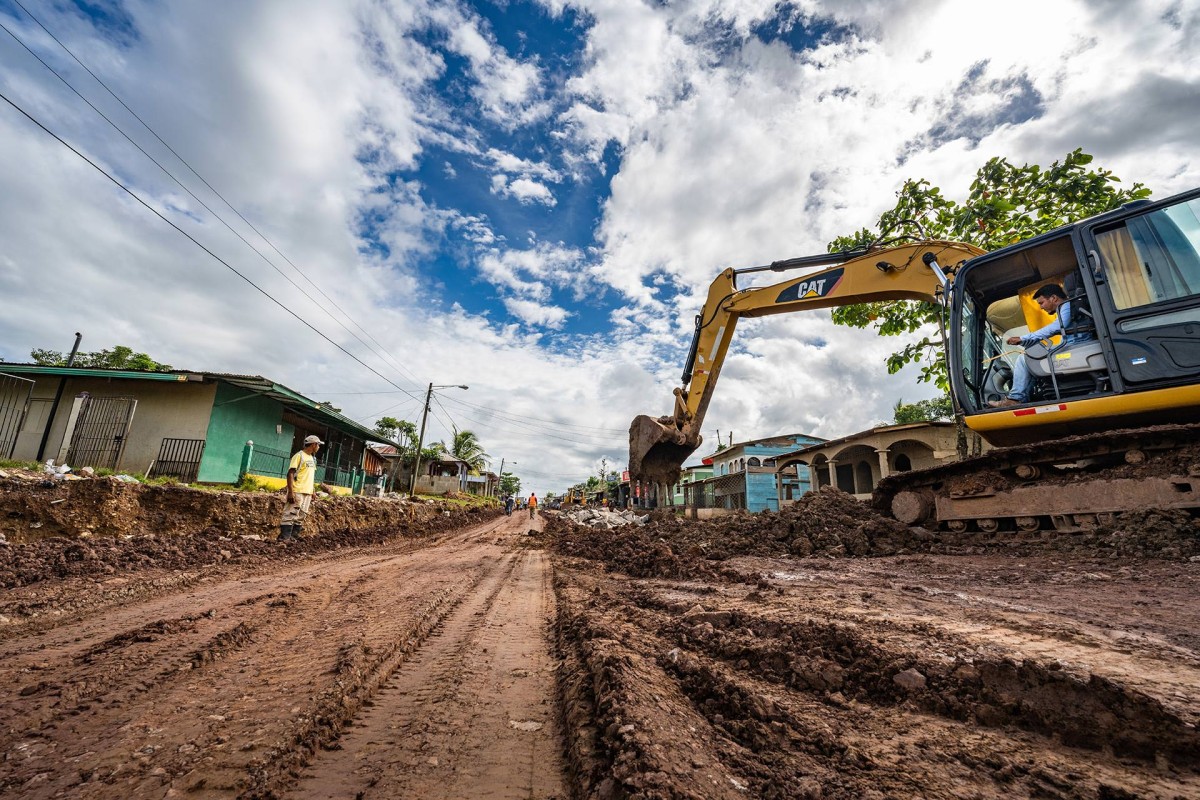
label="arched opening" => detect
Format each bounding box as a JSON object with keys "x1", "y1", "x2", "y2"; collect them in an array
[
  {"x1": 832, "y1": 444, "x2": 880, "y2": 495},
  {"x1": 854, "y1": 461, "x2": 874, "y2": 493},
  {"x1": 747, "y1": 456, "x2": 761, "y2": 467},
  {"x1": 888, "y1": 439, "x2": 938, "y2": 472}
]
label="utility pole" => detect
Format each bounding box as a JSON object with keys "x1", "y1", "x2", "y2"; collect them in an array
[
  {"x1": 409, "y1": 383, "x2": 433, "y2": 497},
  {"x1": 408, "y1": 382, "x2": 468, "y2": 496},
  {"x1": 36, "y1": 332, "x2": 83, "y2": 462},
  {"x1": 496, "y1": 457, "x2": 505, "y2": 497}
]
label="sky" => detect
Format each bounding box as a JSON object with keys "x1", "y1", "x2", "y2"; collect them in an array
[{"x1": 0, "y1": 0, "x2": 1197, "y2": 497}]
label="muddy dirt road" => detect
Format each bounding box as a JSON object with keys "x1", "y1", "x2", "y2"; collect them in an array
[
  {"x1": 2, "y1": 500, "x2": 1199, "y2": 799},
  {"x1": 554, "y1": 550, "x2": 1200, "y2": 799},
  {"x1": 0, "y1": 512, "x2": 565, "y2": 799}
]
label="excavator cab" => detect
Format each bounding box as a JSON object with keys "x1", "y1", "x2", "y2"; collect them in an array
[{"x1": 951, "y1": 187, "x2": 1200, "y2": 447}]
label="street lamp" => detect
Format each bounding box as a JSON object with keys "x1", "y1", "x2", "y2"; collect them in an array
[{"x1": 408, "y1": 382, "x2": 469, "y2": 496}]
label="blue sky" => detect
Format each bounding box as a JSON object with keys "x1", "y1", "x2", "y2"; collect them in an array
[{"x1": 0, "y1": 0, "x2": 1197, "y2": 495}]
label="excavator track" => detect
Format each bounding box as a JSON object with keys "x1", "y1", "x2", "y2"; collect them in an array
[{"x1": 873, "y1": 423, "x2": 1200, "y2": 533}]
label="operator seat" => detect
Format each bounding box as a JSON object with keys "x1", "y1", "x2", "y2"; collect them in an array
[{"x1": 1023, "y1": 271, "x2": 1109, "y2": 392}]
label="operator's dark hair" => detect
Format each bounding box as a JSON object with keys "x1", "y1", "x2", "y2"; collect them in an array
[{"x1": 1033, "y1": 283, "x2": 1068, "y2": 301}]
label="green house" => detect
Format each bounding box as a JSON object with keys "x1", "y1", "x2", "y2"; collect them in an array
[{"x1": 0, "y1": 365, "x2": 391, "y2": 493}]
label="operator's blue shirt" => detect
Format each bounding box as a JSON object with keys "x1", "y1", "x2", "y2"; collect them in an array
[{"x1": 1019, "y1": 300, "x2": 1091, "y2": 347}]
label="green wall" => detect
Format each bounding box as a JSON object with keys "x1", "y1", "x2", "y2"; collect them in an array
[{"x1": 197, "y1": 382, "x2": 295, "y2": 484}]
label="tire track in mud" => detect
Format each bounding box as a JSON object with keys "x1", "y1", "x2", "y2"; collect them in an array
[
  {"x1": 0, "y1": 516, "x2": 516, "y2": 799},
  {"x1": 285, "y1": 529, "x2": 566, "y2": 799},
  {"x1": 554, "y1": 569, "x2": 1200, "y2": 799}
]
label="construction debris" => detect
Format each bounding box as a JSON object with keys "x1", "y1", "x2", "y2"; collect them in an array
[{"x1": 558, "y1": 507, "x2": 649, "y2": 528}]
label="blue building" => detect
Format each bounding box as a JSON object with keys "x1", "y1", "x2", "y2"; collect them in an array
[{"x1": 683, "y1": 432, "x2": 825, "y2": 515}]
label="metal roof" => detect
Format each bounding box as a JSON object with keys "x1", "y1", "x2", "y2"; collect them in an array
[
  {"x1": 707, "y1": 431, "x2": 829, "y2": 461},
  {"x1": 0, "y1": 364, "x2": 185, "y2": 382},
  {"x1": 0, "y1": 364, "x2": 392, "y2": 445}
]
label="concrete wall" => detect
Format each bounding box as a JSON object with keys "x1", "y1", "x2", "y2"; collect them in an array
[
  {"x1": 11, "y1": 375, "x2": 215, "y2": 474},
  {"x1": 415, "y1": 475, "x2": 461, "y2": 495}
]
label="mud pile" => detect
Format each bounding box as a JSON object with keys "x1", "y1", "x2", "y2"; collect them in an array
[
  {"x1": 551, "y1": 486, "x2": 1200, "y2": 578},
  {"x1": 550, "y1": 488, "x2": 914, "y2": 579},
  {"x1": 0, "y1": 472, "x2": 498, "y2": 588},
  {"x1": 0, "y1": 470, "x2": 469, "y2": 543},
  {"x1": 0, "y1": 503, "x2": 491, "y2": 589}
]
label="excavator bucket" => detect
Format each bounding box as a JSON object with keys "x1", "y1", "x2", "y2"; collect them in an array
[{"x1": 628, "y1": 414, "x2": 700, "y2": 487}]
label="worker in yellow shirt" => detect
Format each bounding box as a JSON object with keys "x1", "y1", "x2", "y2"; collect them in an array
[{"x1": 280, "y1": 435, "x2": 322, "y2": 540}]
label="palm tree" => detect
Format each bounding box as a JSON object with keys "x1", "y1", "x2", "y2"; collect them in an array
[{"x1": 444, "y1": 426, "x2": 489, "y2": 474}]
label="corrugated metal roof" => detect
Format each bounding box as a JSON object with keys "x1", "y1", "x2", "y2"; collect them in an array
[
  {"x1": 0, "y1": 364, "x2": 392, "y2": 445},
  {"x1": 0, "y1": 363, "x2": 186, "y2": 381}
]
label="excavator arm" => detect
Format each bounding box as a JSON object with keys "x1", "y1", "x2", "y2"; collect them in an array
[{"x1": 629, "y1": 240, "x2": 986, "y2": 486}]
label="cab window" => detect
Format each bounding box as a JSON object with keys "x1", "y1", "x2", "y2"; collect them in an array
[{"x1": 1095, "y1": 197, "x2": 1200, "y2": 309}]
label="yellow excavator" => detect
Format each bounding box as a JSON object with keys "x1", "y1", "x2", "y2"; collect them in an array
[{"x1": 630, "y1": 187, "x2": 1200, "y2": 532}]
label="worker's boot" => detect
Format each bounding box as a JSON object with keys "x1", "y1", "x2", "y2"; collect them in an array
[{"x1": 278, "y1": 524, "x2": 295, "y2": 541}]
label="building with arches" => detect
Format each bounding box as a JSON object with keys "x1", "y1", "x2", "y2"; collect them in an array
[{"x1": 772, "y1": 421, "x2": 987, "y2": 504}]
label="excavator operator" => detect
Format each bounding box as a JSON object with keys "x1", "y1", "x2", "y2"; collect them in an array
[{"x1": 989, "y1": 284, "x2": 1093, "y2": 408}]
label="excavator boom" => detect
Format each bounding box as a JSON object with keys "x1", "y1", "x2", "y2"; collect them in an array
[{"x1": 629, "y1": 241, "x2": 986, "y2": 486}]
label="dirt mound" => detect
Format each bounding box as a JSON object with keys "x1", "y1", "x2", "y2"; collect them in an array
[
  {"x1": 552, "y1": 485, "x2": 1199, "y2": 578},
  {"x1": 0, "y1": 492, "x2": 496, "y2": 588},
  {"x1": 0, "y1": 471, "x2": 482, "y2": 543},
  {"x1": 550, "y1": 488, "x2": 919, "y2": 578}
]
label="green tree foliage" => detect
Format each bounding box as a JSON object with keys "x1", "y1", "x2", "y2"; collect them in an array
[
  {"x1": 892, "y1": 396, "x2": 953, "y2": 424},
  {"x1": 374, "y1": 416, "x2": 402, "y2": 442},
  {"x1": 442, "y1": 426, "x2": 489, "y2": 474},
  {"x1": 499, "y1": 471, "x2": 521, "y2": 496},
  {"x1": 829, "y1": 149, "x2": 1151, "y2": 389},
  {"x1": 375, "y1": 418, "x2": 442, "y2": 468},
  {"x1": 31, "y1": 344, "x2": 173, "y2": 371}
]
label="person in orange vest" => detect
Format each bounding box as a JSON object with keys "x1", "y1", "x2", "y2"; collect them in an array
[{"x1": 528, "y1": 492, "x2": 537, "y2": 519}]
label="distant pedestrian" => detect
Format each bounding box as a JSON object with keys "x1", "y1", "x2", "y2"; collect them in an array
[
  {"x1": 528, "y1": 492, "x2": 537, "y2": 519},
  {"x1": 280, "y1": 435, "x2": 322, "y2": 540}
]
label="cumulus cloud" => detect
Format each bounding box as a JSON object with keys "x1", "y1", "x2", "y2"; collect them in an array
[
  {"x1": 502, "y1": 297, "x2": 571, "y2": 328},
  {"x1": 491, "y1": 174, "x2": 557, "y2": 205}
]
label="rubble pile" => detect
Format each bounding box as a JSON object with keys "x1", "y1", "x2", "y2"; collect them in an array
[{"x1": 559, "y1": 507, "x2": 650, "y2": 529}]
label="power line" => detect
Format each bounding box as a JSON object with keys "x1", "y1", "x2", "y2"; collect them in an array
[
  {"x1": 438, "y1": 393, "x2": 627, "y2": 435},
  {"x1": 442, "y1": 403, "x2": 625, "y2": 446},
  {"x1": 0, "y1": 87, "x2": 429, "y2": 409},
  {"x1": 310, "y1": 388, "x2": 631, "y2": 438},
  {"x1": 360, "y1": 396, "x2": 422, "y2": 423},
  {"x1": 2, "y1": 2, "x2": 425, "y2": 395}
]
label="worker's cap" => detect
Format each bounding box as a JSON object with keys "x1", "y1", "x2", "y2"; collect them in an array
[{"x1": 304, "y1": 435, "x2": 324, "y2": 445}]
